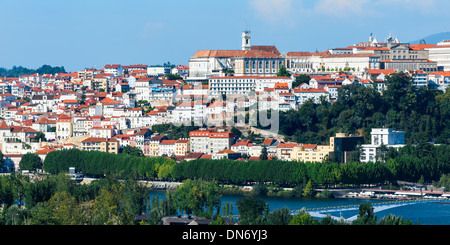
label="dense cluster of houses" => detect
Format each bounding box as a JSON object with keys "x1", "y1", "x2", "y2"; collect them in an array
[{"x1": 0, "y1": 31, "x2": 448, "y2": 172}]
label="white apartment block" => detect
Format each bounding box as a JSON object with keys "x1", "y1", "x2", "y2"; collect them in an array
[
  {"x1": 293, "y1": 88, "x2": 329, "y2": 105},
  {"x1": 360, "y1": 128, "x2": 405, "y2": 163},
  {"x1": 158, "y1": 140, "x2": 176, "y2": 157},
  {"x1": 104, "y1": 64, "x2": 123, "y2": 76},
  {"x1": 426, "y1": 40, "x2": 450, "y2": 71}
]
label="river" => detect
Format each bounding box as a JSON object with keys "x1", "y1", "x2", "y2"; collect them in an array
[{"x1": 149, "y1": 191, "x2": 450, "y2": 225}]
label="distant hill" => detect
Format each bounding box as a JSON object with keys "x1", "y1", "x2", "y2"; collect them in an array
[{"x1": 409, "y1": 32, "x2": 450, "y2": 44}]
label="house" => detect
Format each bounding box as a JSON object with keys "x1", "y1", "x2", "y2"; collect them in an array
[
  {"x1": 158, "y1": 140, "x2": 176, "y2": 157},
  {"x1": 80, "y1": 137, "x2": 119, "y2": 154},
  {"x1": 56, "y1": 115, "x2": 73, "y2": 141},
  {"x1": 276, "y1": 142, "x2": 298, "y2": 160},
  {"x1": 175, "y1": 139, "x2": 190, "y2": 156},
  {"x1": 231, "y1": 139, "x2": 253, "y2": 156},
  {"x1": 146, "y1": 135, "x2": 167, "y2": 156},
  {"x1": 212, "y1": 149, "x2": 241, "y2": 160}
]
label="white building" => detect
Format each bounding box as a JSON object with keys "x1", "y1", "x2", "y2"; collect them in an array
[
  {"x1": 360, "y1": 128, "x2": 405, "y2": 163},
  {"x1": 104, "y1": 64, "x2": 123, "y2": 76},
  {"x1": 188, "y1": 31, "x2": 283, "y2": 82},
  {"x1": 147, "y1": 66, "x2": 170, "y2": 76},
  {"x1": 426, "y1": 40, "x2": 450, "y2": 71},
  {"x1": 321, "y1": 53, "x2": 380, "y2": 73},
  {"x1": 293, "y1": 88, "x2": 329, "y2": 105},
  {"x1": 189, "y1": 129, "x2": 235, "y2": 155}
]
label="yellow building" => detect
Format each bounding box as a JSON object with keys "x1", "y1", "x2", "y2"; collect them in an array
[
  {"x1": 290, "y1": 144, "x2": 333, "y2": 163},
  {"x1": 291, "y1": 133, "x2": 364, "y2": 163},
  {"x1": 175, "y1": 139, "x2": 190, "y2": 156},
  {"x1": 81, "y1": 137, "x2": 119, "y2": 154}
]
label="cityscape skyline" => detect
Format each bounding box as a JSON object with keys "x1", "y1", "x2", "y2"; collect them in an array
[{"x1": 1, "y1": 0, "x2": 450, "y2": 72}]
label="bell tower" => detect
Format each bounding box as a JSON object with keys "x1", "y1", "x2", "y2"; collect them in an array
[{"x1": 242, "y1": 30, "x2": 251, "y2": 50}]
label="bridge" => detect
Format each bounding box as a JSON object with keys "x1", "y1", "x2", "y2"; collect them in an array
[{"x1": 292, "y1": 199, "x2": 444, "y2": 222}]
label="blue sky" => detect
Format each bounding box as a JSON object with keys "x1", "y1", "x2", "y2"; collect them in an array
[{"x1": 1, "y1": 0, "x2": 450, "y2": 72}]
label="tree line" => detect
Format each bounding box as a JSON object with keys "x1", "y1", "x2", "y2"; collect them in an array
[
  {"x1": 0, "y1": 65, "x2": 67, "y2": 77},
  {"x1": 41, "y1": 143, "x2": 450, "y2": 188}
]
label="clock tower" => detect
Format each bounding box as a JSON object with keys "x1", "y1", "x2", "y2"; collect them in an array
[{"x1": 242, "y1": 30, "x2": 251, "y2": 51}]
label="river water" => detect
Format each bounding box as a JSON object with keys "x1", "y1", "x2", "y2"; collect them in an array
[{"x1": 149, "y1": 191, "x2": 450, "y2": 225}]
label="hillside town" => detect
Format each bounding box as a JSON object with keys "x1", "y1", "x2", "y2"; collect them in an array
[{"x1": 0, "y1": 31, "x2": 448, "y2": 173}]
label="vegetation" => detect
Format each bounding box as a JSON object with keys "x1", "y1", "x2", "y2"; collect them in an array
[
  {"x1": 293, "y1": 74, "x2": 311, "y2": 87},
  {"x1": 0, "y1": 65, "x2": 66, "y2": 77},
  {"x1": 151, "y1": 123, "x2": 200, "y2": 140},
  {"x1": 277, "y1": 65, "x2": 290, "y2": 77},
  {"x1": 0, "y1": 174, "x2": 416, "y2": 225},
  {"x1": 19, "y1": 153, "x2": 42, "y2": 172},
  {"x1": 275, "y1": 73, "x2": 450, "y2": 145},
  {"x1": 41, "y1": 142, "x2": 449, "y2": 188}
]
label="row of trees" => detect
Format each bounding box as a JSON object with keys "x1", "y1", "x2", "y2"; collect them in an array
[
  {"x1": 43, "y1": 149, "x2": 176, "y2": 180},
  {"x1": 0, "y1": 65, "x2": 66, "y2": 77},
  {"x1": 275, "y1": 72, "x2": 450, "y2": 145},
  {"x1": 41, "y1": 142, "x2": 449, "y2": 187}
]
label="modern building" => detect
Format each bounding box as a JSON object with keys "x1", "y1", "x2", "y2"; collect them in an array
[
  {"x1": 426, "y1": 40, "x2": 450, "y2": 71},
  {"x1": 360, "y1": 128, "x2": 405, "y2": 163},
  {"x1": 329, "y1": 133, "x2": 365, "y2": 163}
]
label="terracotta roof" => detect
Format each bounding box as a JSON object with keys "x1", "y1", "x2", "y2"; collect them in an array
[
  {"x1": 293, "y1": 88, "x2": 328, "y2": 93},
  {"x1": 0, "y1": 120, "x2": 9, "y2": 129},
  {"x1": 185, "y1": 152, "x2": 204, "y2": 159},
  {"x1": 160, "y1": 140, "x2": 176, "y2": 145},
  {"x1": 367, "y1": 69, "x2": 396, "y2": 75},
  {"x1": 216, "y1": 149, "x2": 237, "y2": 154},
  {"x1": 278, "y1": 143, "x2": 298, "y2": 148},
  {"x1": 82, "y1": 137, "x2": 117, "y2": 143},
  {"x1": 192, "y1": 50, "x2": 280, "y2": 58}
]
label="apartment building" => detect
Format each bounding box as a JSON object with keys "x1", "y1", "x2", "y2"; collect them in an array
[
  {"x1": 189, "y1": 129, "x2": 235, "y2": 155},
  {"x1": 175, "y1": 139, "x2": 190, "y2": 156},
  {"x1": 290, "y1": 144, "x2": 333, "y2": 163},
  {"x1": 426, "y1": 40, "x2": 450, "y2": 71},
  {"x1": 360, "y1": 128, "x2": 405, "y2": 163},
  {"x1": 159, "y1": 140, "x2": 177, "y2": 157},
  {"x1": 56, "y1": 115, "x2": 73, "y2": 141},
  {"x1": 81, "y1": 137, "x2": 119, "y2": 154}
]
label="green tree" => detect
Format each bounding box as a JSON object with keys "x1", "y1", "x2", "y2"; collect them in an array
[
  {"x1": 288, "y1": 209, "x2": 317, "y2": 225},
  {"x1": 236, "y1": 195, "x2": 265, "y2": 224},
  {"x1": 165, "y1": 73, "x2": 183, "y2": 80},
  {"x1": 277, "y1": 65, "x2": 290, "y2": 77},
  {"x1": 34, "y1": 132, "x2": 47, "y2": 142},
  {"x1": 173, "y1": 179, "x2": 221, "y2": 218},
  {"x1": 352, "y1": 203, "x2": 377, "y2": 225},
  {"x1": 90, "y1": 183, "x2": 135, "y2": 225},
  {"x1": 259, "y1": 146, "x2": 268, "y2": 160},
  {"x1": 47, "y1": 191, "x2": 85, "y2": 225},
  {"x1": 302, "y1": 179, "x2": 315, "y2": 198},
  {"x1": 19, "y1": 153, "x2": 42, "y2": 172},
  {"x1": 293, "y1": 74, "x2": 311, "y2": 87},
  {"x1": 121, "y1": 145, "x2": 144, "y2": 157}
]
